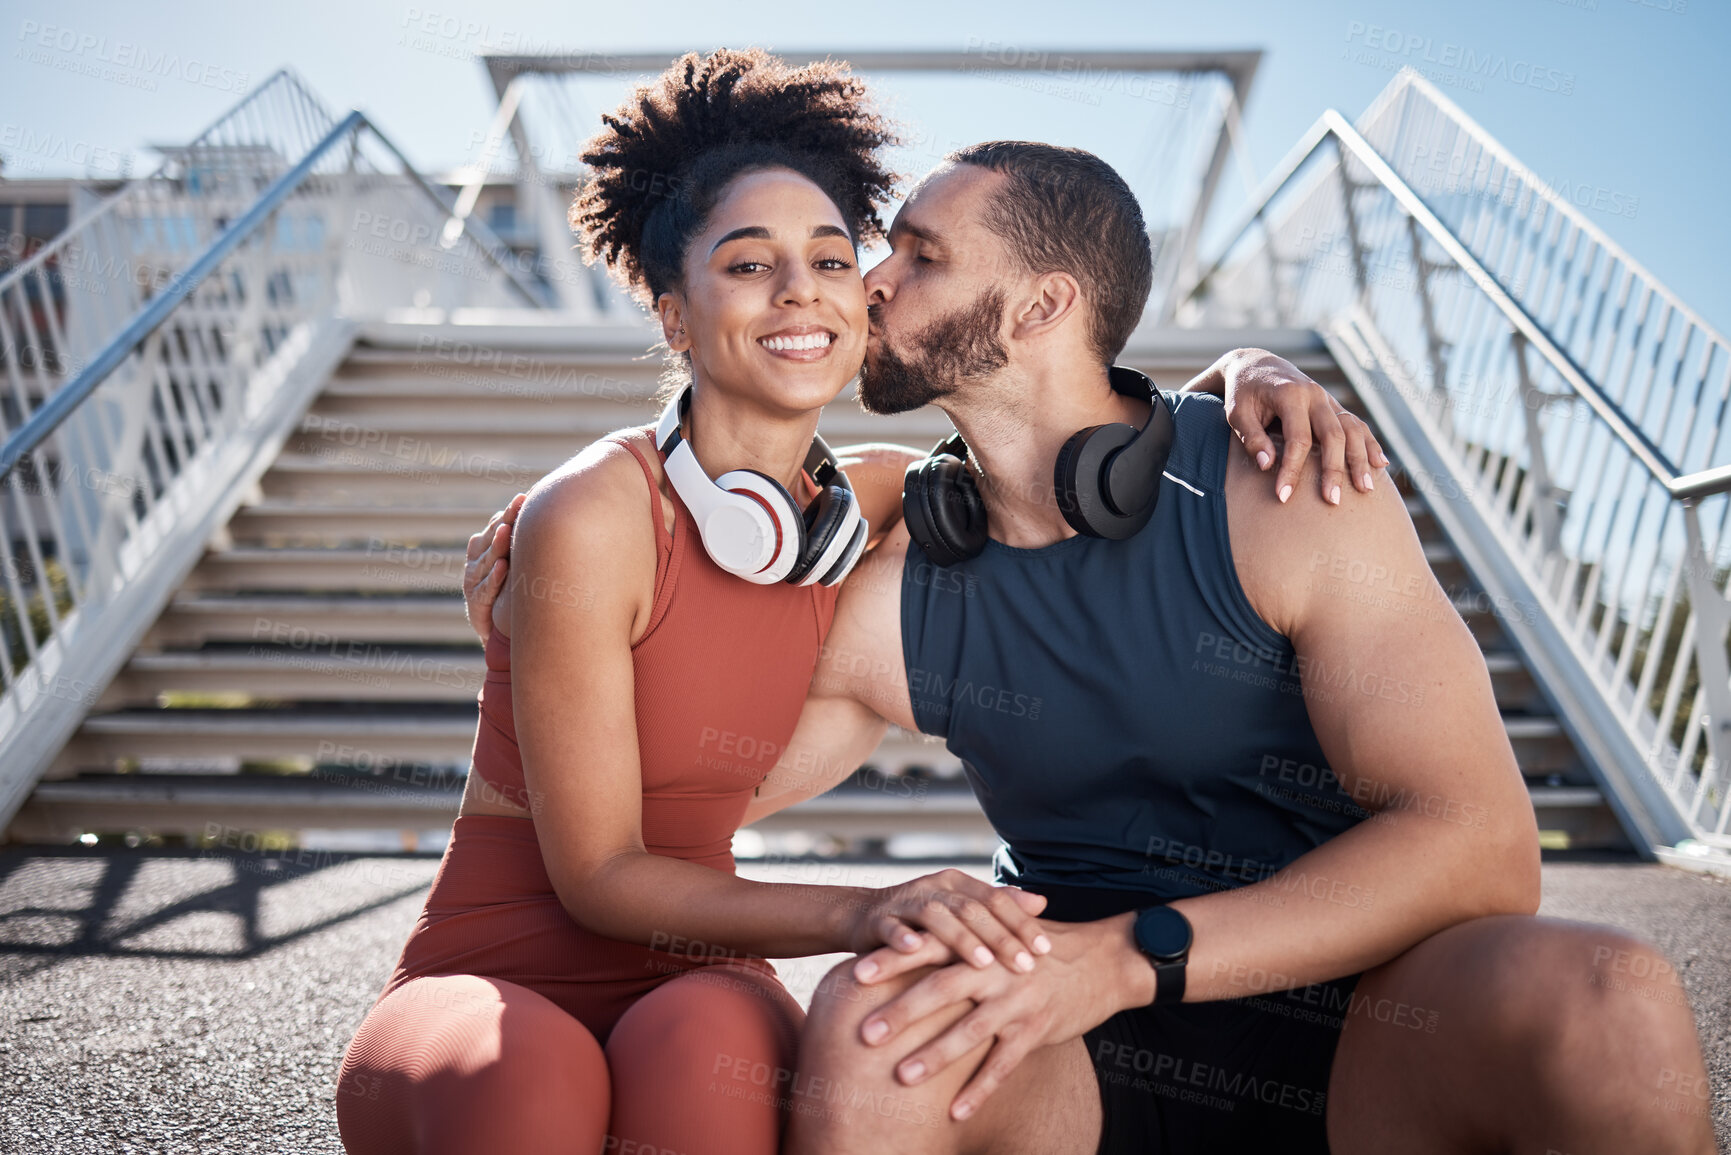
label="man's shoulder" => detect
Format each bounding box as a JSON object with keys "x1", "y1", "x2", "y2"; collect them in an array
[
  {"x1": 1223, "y1": 444, "x2": 1417, "y2": 636},
  {"x1": 1160, "y1": 389, "x2": 1233, "y2": 481}
]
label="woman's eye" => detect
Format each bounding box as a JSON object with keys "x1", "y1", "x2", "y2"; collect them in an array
[
  {"x1": 815, "y1": 258, "x2": 856, "y2": 271},
  {"x1": 729, "y1": 261, "x2": 769, "y2": 274}
]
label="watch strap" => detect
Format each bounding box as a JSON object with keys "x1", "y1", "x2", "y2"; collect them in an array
[{"x1": 1152, "y1": 958, "x2": 1186, "y2": 1005}]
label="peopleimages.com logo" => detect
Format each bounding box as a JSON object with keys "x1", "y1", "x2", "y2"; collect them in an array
[
  {"x1": 1342, "y1": 22, "x2": 1575, "y2": 95},
  {"x1": 15, "y1": 21, "x2": 250, "y2": 94}
]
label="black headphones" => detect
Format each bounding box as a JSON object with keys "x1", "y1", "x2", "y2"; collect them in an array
[{"x1": 902, "y1": 365, "x2": 1176, "y2": 566}]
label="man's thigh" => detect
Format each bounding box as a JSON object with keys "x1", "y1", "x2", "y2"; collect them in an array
[
  {"x1": 792, "y1": 959, "x2": 1102, "y2": 1155},
  {"x1": 958, "y1": 1032, "x2": 1101, "y2": 1155},
  {"x1": 1327, "y1": 914, "x2": 1715, "y2": 1155}
]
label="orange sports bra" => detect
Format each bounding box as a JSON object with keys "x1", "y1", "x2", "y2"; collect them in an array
[{"x1": 470, "y1": 429, "x2": 842, "y2": 871}]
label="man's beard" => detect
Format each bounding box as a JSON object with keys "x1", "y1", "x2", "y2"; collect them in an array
[{"x1": 858, "y1": 287, "x2": 1009, "y2": 415}]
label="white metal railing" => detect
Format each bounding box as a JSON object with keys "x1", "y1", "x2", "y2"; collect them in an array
[
  {"x1": 0, "y1": 69, "x2": 546, "y2": 828},
  {"x1": 1182, "y1": 71, "x2": 1730, "y2": 858}
]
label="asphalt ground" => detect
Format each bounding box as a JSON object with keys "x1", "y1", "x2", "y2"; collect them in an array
[{"x1": 0, "y1": 849, "x2": 1726, "y2": 1153}]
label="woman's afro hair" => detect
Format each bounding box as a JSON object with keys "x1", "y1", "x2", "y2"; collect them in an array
[{"x1": 570, "y1": 48, "x2": 901, "y2": 304}]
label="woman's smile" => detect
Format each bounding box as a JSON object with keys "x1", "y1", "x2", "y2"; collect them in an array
[{"x1": 757, "y1": 324, "x2": 839, "y2": 362}]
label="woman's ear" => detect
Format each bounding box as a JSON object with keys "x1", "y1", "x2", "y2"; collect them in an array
[{"x1": 657, "y1": 292, "x2": 690, "y2": 352}]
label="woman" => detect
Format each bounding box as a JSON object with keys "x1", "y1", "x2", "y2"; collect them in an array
[{"x1": 339, "y1": 48, "x2": 1383, "y2": 1155}]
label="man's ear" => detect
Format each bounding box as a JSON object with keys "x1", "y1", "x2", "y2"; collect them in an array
[
  {"x1": 1008, "y1": 271, "x2": 1083, "y2": 341},
  {"x1": 657, "y1": 292, "x2": 690, "y2": 352}
]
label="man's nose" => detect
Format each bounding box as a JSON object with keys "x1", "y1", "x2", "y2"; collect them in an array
[{"x1": 863, "y1": 262, "x2": 894, "y2": 307}]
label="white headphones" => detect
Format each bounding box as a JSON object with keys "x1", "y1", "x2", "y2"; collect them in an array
[{"x1": 655, "y1": 386, "x2": 869, "y2": 586}]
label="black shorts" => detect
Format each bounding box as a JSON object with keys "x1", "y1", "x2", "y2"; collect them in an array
[{"x1": 1026, "y1": 883, "x2": 1359, "y2": 1155}]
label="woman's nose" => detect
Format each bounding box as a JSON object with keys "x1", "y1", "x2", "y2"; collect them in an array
[{"x1": 779, "y1": 260, "x2": 820, "y2": 305}]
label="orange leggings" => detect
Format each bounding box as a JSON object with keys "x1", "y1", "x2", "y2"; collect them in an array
[{"x1": 337, "y1": 963, "x2": 803, "y2": 1155}]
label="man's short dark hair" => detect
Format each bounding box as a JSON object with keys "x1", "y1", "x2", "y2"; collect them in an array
[{"x1": 946, "y1": 141, "x2": 1153, "y2": 365}]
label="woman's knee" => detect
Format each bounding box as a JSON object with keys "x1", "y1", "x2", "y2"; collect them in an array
[
  {"x1": 339, "y1": 976, "x2": 610, "y2": 1154},
  {"x1": 609, "y1": 964, "x2": 803, "y2": 1076},
  {"x1": 606, "y1": 966, "x2": 807, "y2": 1154}
]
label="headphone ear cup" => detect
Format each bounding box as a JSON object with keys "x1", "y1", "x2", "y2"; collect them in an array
[
  {"x1": 905, "y1": 455, "x2": 988, "y2": 566},
  {"x1": 816, "y1": 517, "x2": 869, "y2": 587},
  {"x1": 1053, "y1": 422, "x2": 1139, "y2": 538},
  {"x1": 787, "y1": 483, "x2": 858, "y2": 586},
  {"x1": 902, "y1": 458, "x2": 944, "y2": 563},
  {"x1": 1052, "y1": 425, "x2": 1102, "y2": 536},
  {"x1": 713, "y1": 468, "x2": 806, "y2": 583}
]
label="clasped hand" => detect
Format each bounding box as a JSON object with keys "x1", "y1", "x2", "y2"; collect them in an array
[
  {"x1": 850, "y1": 912, "x2": 1142, "y2": 1121},
  {"x1": 846, "y1": 868, "x2": 1054, "y2": 975}
]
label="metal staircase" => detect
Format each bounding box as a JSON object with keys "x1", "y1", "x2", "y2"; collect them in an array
[
  {"x1": 3, "y1": 66, "x2": 1726, "y2": 871},
  {"x1": 1181, "y1": 71, "x2": 1731, "y2": 871}
]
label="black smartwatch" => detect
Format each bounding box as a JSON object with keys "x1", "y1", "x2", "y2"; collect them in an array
[{"x1": 1131, "y1": 905, "x2": 1192, "y2": 1005}]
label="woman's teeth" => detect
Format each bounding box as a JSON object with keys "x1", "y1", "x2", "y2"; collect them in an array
[{"x1": 760, "y1": 332, "x2": 833, "y2": 352}]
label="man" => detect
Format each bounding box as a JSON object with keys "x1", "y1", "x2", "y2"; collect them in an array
[{"x1": 466, "y1": 142, "x2": 1715, "y2": 1154}]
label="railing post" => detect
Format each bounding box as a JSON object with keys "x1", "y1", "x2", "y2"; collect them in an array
[
  {"x1": 1680, "y1": 500, "x2": 1731, "y2": 828},
  {"x1": 1255, "y1": 210, "x2": 1287, "y2": 328},
  {"x1": 1510, "y1": 330, "x2": 1566, "y2": 559},
  {"x1": 1404, "y1": 215, "x2": 1450, "y2": 395},
  {"x1": 329, "y1": 123, "x2": 363, "y2": 316},
  {"x1": 1334, "y1": 140, "x2": 1371, "y2": 310},
  {"x1": 505, "y1": 102, "x2": 593, "y2": 318}
]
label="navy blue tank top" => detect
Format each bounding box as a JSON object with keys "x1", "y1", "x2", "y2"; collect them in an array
[{"x1": 901, "y1": 391, "x2": 1366, "y2": 905}]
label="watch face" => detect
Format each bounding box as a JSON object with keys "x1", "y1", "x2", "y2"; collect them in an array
[{"x1": 1135, "y1": 906, "x2": 1193, "y2": 961}]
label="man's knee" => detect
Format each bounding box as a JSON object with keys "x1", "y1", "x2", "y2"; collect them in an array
[
  {"x1": 1474, "y1": 921, "x2": 1699, "y2": 1073},
  {"x1": 802, "y1": 958, "x2": 928, "y2": 1060},
  {"x1": 1570, "y1": 928, "x2": 1697, "y2": 1043}
]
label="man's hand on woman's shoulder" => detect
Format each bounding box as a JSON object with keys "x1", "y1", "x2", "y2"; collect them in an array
[{"x1": 464, "y1": 493, "x2": 525, "y2": 641}]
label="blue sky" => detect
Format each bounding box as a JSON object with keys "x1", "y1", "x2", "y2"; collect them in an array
[{"x1": 4, "y1": 0, "x2": 1726, "y2": 331}]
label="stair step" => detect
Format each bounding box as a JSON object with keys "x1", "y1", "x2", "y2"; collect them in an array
[
  {"x1": 149, "y1": 593, "x2": 476, "y2": 647},
  {"x1": 57, "y1": 701, "x2": 1577, "y2": 776},
  {"x1": 266, "y1": 448, "x2": 565, "y2": 478},
  {"x1": 106, "y1": 640, "x2": 1545, "y2": 721},
  {"x1": 1502, "y1": 715, "x2": 1577, "y2": 773},
  {"x1": 317, "y1": 372, "x2": 656, "y2": 400},
  {"x1": 283, "y1": 429, "x2": 587, "y2": 465},
  {"x1": 187, "y1": 546, "x2": 469, "y2": 593},
  {"x1": 107, "y1": 646, "x2": 485, "y2": 705},
  {"x1": 228, "y1": 502, "x2": 507, "y2": 547},
  {"x1": 257, "y1": 454, "x2": 544, "y2": 504},
  {"x1": 299, "y1": 404, "x2": 641, "y2": 436},
  {"x1": 61, "y1": 707, "x2": 480, "y2": 772},
  {"x1": 58, "y1": 712, "x2": 956, "y2": 778},
  {"x1": 8, "y1": 772, "x2": 1616, "y2": 847},
  {"x1": 6, "y1": 772, "x2": 998, "y2": 841}
]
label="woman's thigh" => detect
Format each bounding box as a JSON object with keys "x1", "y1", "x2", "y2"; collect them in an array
[
  {"x1": 337, "y1": 974, "x2": 610, "y2": 1155},
  {"x1": 605, "y1": 963, "x2": 805, "y2": 1155}
]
